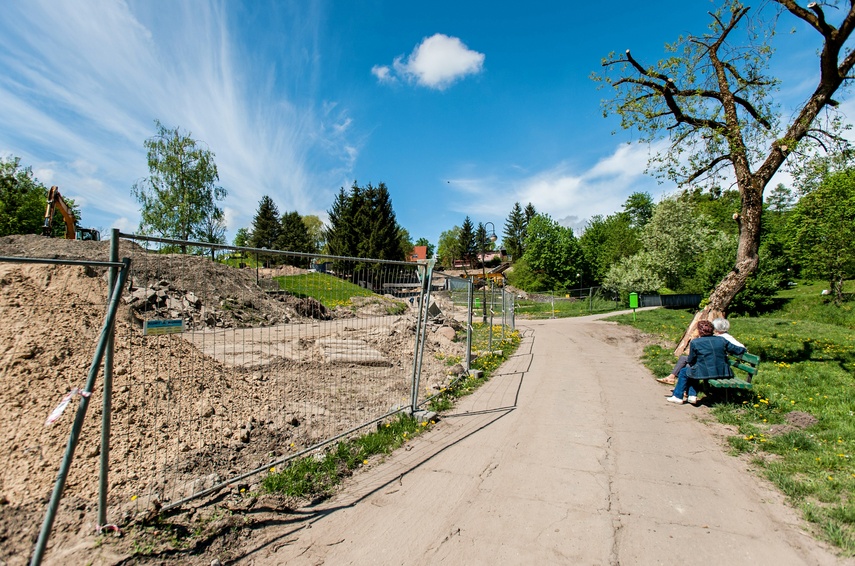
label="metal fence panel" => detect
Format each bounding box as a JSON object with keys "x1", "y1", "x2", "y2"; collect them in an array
[
  {"x1": 108, "y1": 235, "x2": 466, "y2": 516},
  {"x1": 0, "y1": 253, "x2": 127, "y2": 565}
]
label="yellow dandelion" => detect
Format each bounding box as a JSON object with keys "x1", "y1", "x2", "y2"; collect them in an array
[{"x1": 362, "y1": 459, "x2": 368, "y2": 465}]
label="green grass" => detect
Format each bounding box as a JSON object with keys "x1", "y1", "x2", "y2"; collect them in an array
[
  {"x1": 515, "y1": 296, "x2": 623, "y2": 319},
  {"x1": 274, "y1": 272, "x2": 375, "y2": 308},
  {"x1": 609, "y1": 283, "x2": 855, "y2": 554},
  {"x1": 262, "y1": 414, "x2": 427, "y2": 498},
  {"x1": 426, "y1": 323, "x2": 522, "y2": 412}
]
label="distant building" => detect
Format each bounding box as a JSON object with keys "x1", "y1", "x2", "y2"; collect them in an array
[{"x1": 409, "y1": 245, "x2": 428, "y2": 262}]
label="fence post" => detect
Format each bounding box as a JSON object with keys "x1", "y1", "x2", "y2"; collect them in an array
[
  {"x1": 500, "y1": 286, "x2": 505, "y2": 343},
  {"x1": 31, "y1": 258, "x2": 130, "y2": 566},
  {"x1": 488, "y1": 281, "x2": 494, "y2": 352},
  {"x1": 97, "y1": 229, "x2": 119, "y2": 528},
  {"x1": 409, "y1": 260, "x2": 435, "y2": 411},
  {"x1": 465, "y1": 278, "x2": 473, "y2": 372}
]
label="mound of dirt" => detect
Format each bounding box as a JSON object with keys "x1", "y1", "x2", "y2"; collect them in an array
[{"x1": 0, "y1": 235, "x2": 465, "y2": 565}]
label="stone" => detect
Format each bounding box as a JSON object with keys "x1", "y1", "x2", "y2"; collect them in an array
[{"x1": 436, "y1": 326, "x2": 457, "y2": 342}]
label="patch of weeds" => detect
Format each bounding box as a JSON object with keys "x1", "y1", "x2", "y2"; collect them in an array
[
  {"x1": 385, "y1": 301, "x2": 408, "y2": 315},
  {"x1": 262, "y1": 415, "x2": 426, "y2": 499}
]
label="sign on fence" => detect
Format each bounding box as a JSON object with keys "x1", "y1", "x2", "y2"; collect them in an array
[{"x1": 143, "y1": 318, "x2": 185, "y2": 335}]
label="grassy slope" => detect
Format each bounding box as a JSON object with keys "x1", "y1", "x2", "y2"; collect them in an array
[
  {"x1": 610, "y1": 280, "x2": 855, "y2": 554},
  {"x1": 275, "y1": 272, "x2": 374, "y2": 308}
]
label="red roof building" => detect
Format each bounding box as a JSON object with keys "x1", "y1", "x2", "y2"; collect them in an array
[{"x1": 409, "y1": 245, "x2": 428, "y2": 261}]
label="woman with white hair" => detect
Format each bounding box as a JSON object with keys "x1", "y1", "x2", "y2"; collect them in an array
[{"x1": 712, "y1": 317, "x2": 744, "y2": 348}]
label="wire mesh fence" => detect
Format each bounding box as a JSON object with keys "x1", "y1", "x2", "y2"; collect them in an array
[
  {"x1": 0, "y1": 251, "x2": 130, "y2": 565},
  {"x1": 0, "y1": 234, "x2": 510, "y2": 563},
  {"x1": 109, "y1": 234, "x2": 456, "y2": 515},
  {"x1": 514, "y1": 286, "x2": 623, "y2": 319}
]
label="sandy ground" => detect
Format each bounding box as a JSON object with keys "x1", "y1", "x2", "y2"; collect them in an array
[{"x1": 209, "y1": 314, "x2": 852, "y2": 566}]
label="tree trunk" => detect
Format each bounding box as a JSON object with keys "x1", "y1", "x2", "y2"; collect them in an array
[{"x1": 673, "y1": 181, "x2": 762, "y2": 355}]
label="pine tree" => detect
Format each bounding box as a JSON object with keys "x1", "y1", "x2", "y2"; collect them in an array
[
  {"x1": 249, "y1": 195, "x2": 280, "y2": 249},
  {"x1": 503, "y1": 202, "x2": 525, "y2": 261},
  {"x1": 277, "y1": 210, "x2": 314, "y2": 266},
  {"x1": 458, "y1": 216, "x2": 476, "y2": 267},
  {"x1": 325, "y1": 181, "x2": 405, "y2": 261}
]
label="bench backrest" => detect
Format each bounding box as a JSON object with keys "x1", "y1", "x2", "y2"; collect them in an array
[{"x1": 727, "y1": 352, "x2": 760, "y2": 383}]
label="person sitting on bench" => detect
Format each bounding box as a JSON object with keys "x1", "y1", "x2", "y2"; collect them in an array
[
  {"x1": 666, "y1": 319, "x2": 746, "y2": 405},
  {"x1": 657, "y1": 317, "x2": 743, "y2": 386}
]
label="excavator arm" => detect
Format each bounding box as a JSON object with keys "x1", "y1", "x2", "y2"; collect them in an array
[{"x1": 43, "y1": 186, "x2": 78, "y2": 239}]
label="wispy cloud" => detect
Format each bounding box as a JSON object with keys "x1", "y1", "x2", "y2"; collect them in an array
[
  {"x1": 373, "y1": 33, "x2": 485, "y2": 90},
  {"x1": 0, "y1": 0, "x2": 355, "y2": 236},
  {"x1": 447, "y1": 142, "x2": 673, "y2": 234}
]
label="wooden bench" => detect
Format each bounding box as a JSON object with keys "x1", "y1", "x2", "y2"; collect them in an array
[{"x1": 702, "y1": 352, "x2": 760, "y2": 397}]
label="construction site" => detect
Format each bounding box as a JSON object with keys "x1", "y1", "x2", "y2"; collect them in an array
[{"x1": 0, "y1": 233, "x2": 495, "y2": 565}]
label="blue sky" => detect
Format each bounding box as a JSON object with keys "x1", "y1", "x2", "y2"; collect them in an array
[{"x1": 0, "y1": 1, "x2": 837, "y2": 248}]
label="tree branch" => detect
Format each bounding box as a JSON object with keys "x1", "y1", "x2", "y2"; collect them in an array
[{"x1": 682, "y1": 154, "x2": 733, "y2": 186}]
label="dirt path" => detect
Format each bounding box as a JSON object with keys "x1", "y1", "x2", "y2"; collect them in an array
[{"x1": 217, "y1": 316, "x2": 848, "y2": 565}]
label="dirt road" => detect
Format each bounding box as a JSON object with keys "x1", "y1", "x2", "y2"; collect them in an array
[{"x1": 224, "y1": 315, "x2": 848, "y2": 565}]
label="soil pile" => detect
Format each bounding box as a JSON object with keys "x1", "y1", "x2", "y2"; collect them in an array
[{"x1": 0, "y1": 235, "x2": 464, "y2": 565}]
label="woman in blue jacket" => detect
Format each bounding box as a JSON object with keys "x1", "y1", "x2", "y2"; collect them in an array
[{"x1": 666, "y1": 319, "x2": 746, "y2": 405}]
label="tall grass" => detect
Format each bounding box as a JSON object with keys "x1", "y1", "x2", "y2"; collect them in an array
[{"x1": 611, "y1": 282, "x2": 855, "y2": 554}]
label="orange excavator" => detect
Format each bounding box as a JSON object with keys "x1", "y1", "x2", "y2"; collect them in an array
[{"x1": 42, "y1": 186, "x2": 100, "y2": 241}]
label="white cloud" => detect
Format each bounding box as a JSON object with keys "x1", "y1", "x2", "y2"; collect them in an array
[
  {"x1": 371, "y1": 65, "x2": 395, "y2": 84},
  {"x1": 375, "y1": 33, "x2": 484, "y2": 90},
  {"x1": 447, "y1": 141, "x2": 675, "y2": 234},
  {"x1": 0, "y1": 1, "x2": 356, "y2": 238}
]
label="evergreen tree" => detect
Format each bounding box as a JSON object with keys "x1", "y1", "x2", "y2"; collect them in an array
[
  {"x1": 249, "y1": 195, "x2": 280, "y2": 249},
  {"x1": 524, "y1": 203, "x2": 537, "y2": 224},
  {"x1": 502, "y1": 202, "x2": 526, "y2": 261},
  {"x1": 458, "y1": 216, "x2": 476, "y2": 267},
  {"x1": 278, "y1": 210, "x2": 314, "y2": 266},
  {"x1": 325, "y1": 187, "x2": 353, "y2": 257},
  {"x1": 325, "y1": 181, "x2": 405, "y2": 261}
]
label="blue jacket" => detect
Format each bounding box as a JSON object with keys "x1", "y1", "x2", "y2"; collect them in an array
[{"x1": 686, "y1": 335, "x2": 747, "y2": 379}]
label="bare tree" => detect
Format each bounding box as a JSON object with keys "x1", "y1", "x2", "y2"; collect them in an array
[{"x1": 596, "y1": 0, "x2": 855, "y2": 351}]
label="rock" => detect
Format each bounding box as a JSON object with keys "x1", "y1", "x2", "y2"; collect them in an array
[
  {"x1": 436, "y1": 326, "x2": 457, "y2": 342},
  {"x1": 447, "y1": 363, "x2": 464, "y2": 376},
  {"x1": 413, "y1": 410, "x2": 437, "y2": 423},
  {"x1": 294, "y1": 297, "x2": 331, "y2": 320},
  {"x1": 132, "y1": 288, "x2": 156, "y2": 303}
]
